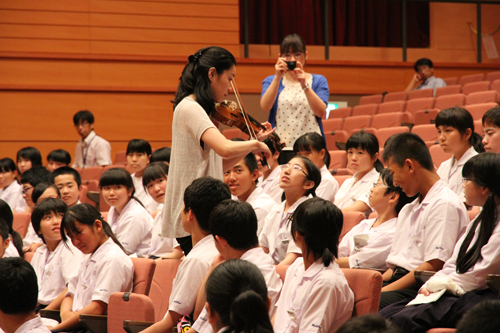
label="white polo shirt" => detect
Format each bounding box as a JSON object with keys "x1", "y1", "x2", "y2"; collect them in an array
[
  {"x1": 132, "y1": 173, "x2": 160, "y2": 215},
  {"x1": 23, "y1": 224, "x2": 44, "y2": 248},
  {"x1": 338, "y1": 217, "x2": 397, "y2": 270},
  {"x1": 13, "y1": 316, "x2": 51, "y2": 333},
  {"x1": 258, "y1": 166, "x2": 283, "y2": 204},
  {"x1": 0, "y1": 180, "x2": 26, "y2": 212},
  {"x1": 148, "y1": 204, "x2": 179, "y2": 258},
  {"x1": 386, "y1": 180, "x2": 468, "y2": 271},
  {"x1": 73, "y1": 131, "x2": 112, "y2": 168},
  {"x1": 334, "y1": 168, "x2": 379, "y2": 214},
  {"x1": 274, "y1": 258, "x2": 354, "y2": 333},
  {"x1": 245, "y1": 186, "x2": 277, "y2": 236},
  {"x1": 316, "y1": 165, "x2": 339, "y2": 203},
  {"x1": 437, "y1": 146, "x2": 477, "y2": 202}
]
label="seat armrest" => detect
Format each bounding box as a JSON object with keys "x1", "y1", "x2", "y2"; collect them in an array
[
  {"x1": 335, "y1": 141, "x2": 346, "y2": 151},
  {"x1": 486, "y1": 274, "x2": 500, "y2": 293},
  {"x1": 39, "y1": 309, "x2": 61, "y2": 322},
  {"x1": 123, "y1": 320, "x2": 155, "y2": 333},
  {"x1": 414, "y1": 270, "x2": 436, "y2": 285},
  {"x1": 79, "y1": 314, "x2": 108, "y2": 333}
]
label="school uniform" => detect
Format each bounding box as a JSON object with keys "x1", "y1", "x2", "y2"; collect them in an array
[
  {"x1": 334, "y1": 168, "x2": 379, "y2": 215},
  {"x1": 73, "y1": 131, "x2": 112, "y2": 168},
  {"x1": 274, "y1": 258, "x2": 354, "y2": 333},
  {"x1": 131, "y1": 173, "x2": 160, "y2": 215},
  {"x1": 148, "y1": 204, "x2": 180, "y2": 258},
  {"x1": 168, "y1": 235, "x2": 219, "y2": 317},
  {"x1": 0, "y1": 180, "x2": 26, "y2": 212},
  {"x1": 338, "y1": 217, "x2": 397, "y2": 270},
  {"x1": 437, "y1": 146, "x2": 477, "y2": 201},
  {"x1": 258, "y1": 166, "x2": 283, "y2": 204},
  {"x1": 259, "y1": 197, "x2": 307, "y2": 264},
  {"x1": 3, "y1": 235, "x2": 21, "y2": 257},
  {"x1": 13, "y1": 316, "x2": 51, "y2": 333},
  {"x1": 31, "y1": 241, "x2": 84, "y2": 305},
  {"x1": 316, "y1": 165, "x2": 339, "y2": 203},
  {"x1": 245, "y1": 186, "x2": 277, "y2": 236},
  {"x1": 23, "y1": 224, "x2": 44, "y2": 248},
  {"x1": 66, "y1": 238, "x2": 133, "y2": 311},
  {"x1": 107, "y1": 199, "x2": 153, "y2": 257},
  {"x1": 192, "y1": 247, "x2": 283, "y2": 333}
]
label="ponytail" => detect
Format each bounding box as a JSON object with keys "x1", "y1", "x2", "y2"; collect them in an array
[
  {"x1": 228, "y1": 289, "x2": 272, "y2": 333},
  {"x1": 322, "y1": 248, "x2": 334, "y2": 267},
  {"x1": 470, "y1": 132, "x2": 485, "y2": 153}
]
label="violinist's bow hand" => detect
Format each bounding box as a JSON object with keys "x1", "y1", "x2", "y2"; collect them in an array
[{"x1": 257, "y1": 122, "x2": 275, "y2": 141}]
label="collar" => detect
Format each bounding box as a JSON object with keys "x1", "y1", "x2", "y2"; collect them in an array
[
  {"x1": 287, "y1": 196, "x2": 309, "y2": 213},
  {"x1": 90, "y1": 238, "x2": 114, "y2": 263},
  {"x1": 354, "y1": 168, "x2": 379, "y2": 183},
  {"x1": 240, "y1": 247, "x2": 264, "y2": 261},
  {"x1": 262, "y1": 166, "x2": 281, "y2": 184},
  {"x1": 189, "y1": 234, "x2": 214, "y2": 256},
  {"x1": 454, "y1": 146, "x2": 477, "y2": 167},
  {"x1": 422, "y1": 76, "x2": 436, "y2": 85},
  {"x1": 299, "y1": 258, "x2": 326, "y2": 279},
  {"x1": 14, "y1": 316, "x2": 45, "y2": 333},
  {"x1": 82, "y1": 131, "x2": 97, "y2": 144},
  {"x1": 246, "y1": 186, "x2": 263, "y2": 204},
  {"x1": 320, "y1": 165, "x2": 329, "y2": 174}
]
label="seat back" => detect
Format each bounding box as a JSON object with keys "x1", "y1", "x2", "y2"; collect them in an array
[
  {"x1": 491, "y1": 79, "x2": 500, "y2": 95},
  {"x1": 408, "y1": 89, "x2": 433, "y2": 100},
  {"x1": 376, "y1": 127, "x2": 409, "y2": 147},
  {"x1": 370, "y1": 113, "x2": 403, "y2": 129},
  {"x1": 459, "y1": 73, "x2": 485, "y2": 86},
  {"x1": 474, "y1": 119, "x2": 483, "y2": 135},
  {"x1": 411, "y1": 124, "x2": 438, "y2": 143},
  {"x1": 465, "y1": 91, "x2": 499, "y2": 105},
  {"x1": 324, "y1": 131, "x2": 349, "y2": 151},
  {"x1": 383, "y1": 91, "x2": 407, "y2": 103},
  {"x1": 340, "y1": 211, "x2": 365, "y2": 241},
  {"x1": 130, "y1": 258, "x2": 156, "y2": 295},
  {"x1": 435, "y1": 85, "x2": 461, "y2": 98},
  {"x1": 413, "y1": 109, "x2": 440, "y2": 126},
  {"x1": 352, "y1": 104, "x2": 378, "y2": 117},
  {"x1": 328, "y1": 150, "x2": 347, "y2": 170},
  {"x1": 435, "y1": 94, "x2": 466, "y2": 110},
  {"x1": 359, "y1": 94, "x2": 383, "y2": 105},
  {"x1": 80, "y1": 166, "x2": 105, "y2": 181},
  {"x1": 443, "y1": 77, "x2": 458, "y2": 86},
  {"x1": 13, "y1": 212, "x2": 31, "y2": 238},
  {"x1": 486, "y1": 71, "x2": 500, "y2": 82},
  {"x1": 329, "y1": 107, "x2": 352, "y2": 119},
  {"x1": 222, "y1": 128, "x2": 249, "y2": 140},
  {"x1": 462, "y1": 81, "x2": 491, "y2": 95},
  {"x1": 405, "y1": 97, "x2": 436, "y2": 115},
  {"x1": 377, "y1": 101, "x2": 406, "y2": 114},
  {"x1": 24, "y1": 251, "x2": 35, "y2": 263},
  {"x1": 114, "y1": 151, "x2": 127, "y2": 165},
  {"x1": 323, "y1": 118, "x2": 344, "y2": 132},
  {"x1": 429, "y1": 144, "x2": 453, "y2": 169},
  {"x1": 341, "y1": 268, "x2": 383, "y2": 317},
  {"x1": 149, "y1": 259, "x2": 182, "y2": 321},
  {"x1": 343, "y1": 116, "x2": 372, "y2": 135},
  {"x1": 466, "y1": 103, "x2": 499, "y2": 121}
]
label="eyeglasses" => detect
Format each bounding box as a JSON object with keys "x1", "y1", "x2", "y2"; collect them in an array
[
  {"x1": 372, "y1": 182, "x2": 389, "y2": 188},
  {"x1": 22, "y1": 186, "x2": 33, "y2": 195},
  {"x1": 280, "y1": 164, "x2": 308, "y2": 178}
]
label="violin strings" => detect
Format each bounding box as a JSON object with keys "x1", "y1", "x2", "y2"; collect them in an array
[{"x1": 231, "y1": 80, "x2": 258, "y2": 140}]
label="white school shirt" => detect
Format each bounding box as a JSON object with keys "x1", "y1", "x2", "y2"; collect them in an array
[
  {"x1": 274, "y1": 258, "x2": 354, "y2": 333},
  {"x1": 148, "y1": 204, "x2": 180, "y2": 258},
  {"x1": 72, "y1": 131, "x2": 112, "y2": 168},
  {"x1": 192, "y1": 247, "x2": 284, "y2": 333},
  {"x1": 259, "y1": 197, "x2": 306, "y2": 265},
  {"x1": 258, "y1": 166, "x2": 284, "y2": 204},
  {"x1": 338, "y1": 217, "x2": 397, "y2": 270},
  {"x1": 334, "y1": 168, "x2": 379, "y2": 213},
  {"x1": 66, "y1": 238, "x2": 133, "y2": 311},
  {"x1": 13, "y1": 316, "x2": 51, "y2": 333},
  {"x1": 386, "y1": 180, "x2": 469, "y2": 272},
  {"x1": 437, "y1": 146, "x2": 477, "y2": 202},
  {"x1": 316, "y1": 165, "x2": 339, "y2": 203},
  {"x1": 424, "y1": 214, "x2": 500, "y2": 292},
  {"x1": 23, "y1": 224, "x2": 44, "y2": 248},
  {"x1": 168, "y1": 235, "x2": 219, "y2": 316},
  {"x1": 31, "y1": 241, "x2": 84, "y2": 305},
  {"x1": 131, "y1": 173, "x2": 160, "y2": 215},
  {"x1": 107, "y1": 199, "x2": 153, "y2": 258},
  {"x1": 245, "y1": 186, "x2": 277, "y2": 236},
  {"x1": 4, "y1": 236, "x2": 20, "y2": 257},
  {"x1": 0, "y1": 180, "x2": 26, "y2": 212}
]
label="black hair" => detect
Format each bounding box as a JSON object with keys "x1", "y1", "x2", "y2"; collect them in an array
[
  {"x1": 482, "y1": 106, "x2": 500, "y2": 128},
  {"x1": 31, "y1": 198, "x2": 68, "y2": 244},
  {"x1": 435, "y1": 107, "x2": 484, "y2": 153},
  {"x1": 0, "y1": 257, "x2": 38, "y2": 314},
  {"x1": 293, "y1": 132, "x2": 331, "y2": 169},
  {"x1": 379, "y1": 168, "x2": 417, "y2": 214},
  {"x1": 0, "y1": 199, "x2": 23, "y2": 257},
  {"x1": 457, "y1": 153, "x2": 500, "y2": 274},
  {"x1": 336, "y1": 314, "x2": 404, "y2": 333},
  {"x1": 0, "y1": 219, "x2": 9, "y2": 244},
  {"x1": 31, "y1": 182, "x2": 61, "y2": 205},
  {"x1": 173, "y1": 46, "x2": 236, "y2": 115},
  {"x1": 183, "y1": 177, "x2": 231, "y2": 233},
  {"x1": 284, "y1": 156, "x2": 322, "y2": 199},
  {"x1": 456, "y1": 300, "x2": 500, "y2": 333},
  {"x1": 99, "y1": 168, "x2": 135, "y2": 197},
  {"x1": 150, "y1": 147, "x2": 171, "y2": 164},
  {"x1": 126, "y1": 139, "x2": 152, "y2": 156},
  {"x1": 263, "y1": 132, "x2": 284, "y2": 155},
  {"x1": 47, "y1": 149, "x2": 71, "y2": 165},
  {"x1": 61, "y1": 203, "x2": 127, "y2": 253},
  {"x1": 142, "y1": 162, "x2": 169, "y2": 190},
  {"x1": 20, "y1": 166, "x2": 51, "y2": 186},
  {"x1": 206, "y1": 259, "x2": 273, "y2": 333},
  {"x1": 280, "y1": 34, "x2": 307, "y2": 55},
  {"x1": 17, "y1": 147, "x2": 42, "y2": 169},
  {"x1": 346, "y1": 132, "x2": 384, "y2": 172},
  {"x1": 413, "y1": 58, "x2": 434, "y2": 72},
  {"x1": 0, "y1": 158, "x2": 16, "y2": 173},
  {"x1": 73, "y1": 110, "x2": 94, "y2": 125},
  {"x1": 291, "y1": 197, "x2": 342, "y2": 266},
  {"x1": 51, "y1": 166, "x2": 82, "y2": 188},
  {"x1": 382, "y1": 133, "x2": 434, "y2": 171},
  {"x1": 209, "y1": 200, "x2": 258, "y2": 250}
]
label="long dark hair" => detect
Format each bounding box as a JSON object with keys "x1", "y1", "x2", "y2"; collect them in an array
[
  {"x1": 293, "y1": 132, "x2": 330, "y2": 169},
  {"x1": 435, "y1": 107, "x2": 484, "y2": 153},
  {"x1": 457, "y1": 153, "x2": 500, "y2": 274},
  {"x1": 173, "y1": 46, "x2": 236, "y2": 115},
  {"x1": 0, "y1": 199, "x2": 23, "y2": 257},
  {"x1": 206, "y1": 259, "x2": 273, "y2": 333}
]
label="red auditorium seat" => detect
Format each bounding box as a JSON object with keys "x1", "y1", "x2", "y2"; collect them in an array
[
  {"x1": 461, "y1": 81, "x2": 491, "y2": 95},
  {"x1": 413, "y1": 109, "x2": 440, "y2": 126},
  {"x1": 486, "y1": 71, "x2": 500, "y2": 82},
  {"x1": 466, "y1": 103, "x2": 498, "y2": 121},
  {"x1": 405, "y1": 97, "x2": 436, "y2": 123},
  {"x1": 114, "y1": 151, "x2": 127, "y2": 165},
  {"x1": 328, "y1": 150, "x2": 347, "y2": 170},
  {"x1": 412, "y1": 124, "x2": 438, "y2": 146},
  {"x1": 434, "y1": 94, "x2": 466, "y2": 110},
  {"x1": 435, "y1": 85, "x2": 461, "y2": 98},
  {"x1": 383, "y1": 91, "x2": 408, "y2": 103},
  {"x1": 408, "y1": 89, "x2": 433, "y2": 100},
  {"x1": 352, "y1": 104, "x2": 379, "y2": 117},
  {"x1": 443, "y1": 77, "x2": 458, "y2": 86},
  {"x1": 328, "y1": 107, "x2": 352, "y2": 119},
  {"x1": 370, "y1": 113, "x2": 403, "y2": 129},
  {"x1": 429, "y1": 144, "x2": 452, "y2": 169},
  {"x1": 376, "y1": 127, "x2": 410, "y2": 148},
  {"x1": 323, "y1": 118, "x2": 344, "y2": 132},
  {"x1": 474, "y1": 120, "x2": 483, "y2": 135},
  {"x1": 222, "y1": 128, "x2": 249, "y2": 140},
  {"x1": 343, "y1": 116, "x2": 373, "y2": 135},
  {"x1": 359, "y1": 94, "x2": 383, "y2": 105},
  {"x1": 377, "y1": 101, "x2": 406, "y2": 114},
  {"x1": 492, "y1": 79, "x2": 500, "y2": 95},
  {"x1": 465, "y1": 91, "x2": 500, "y2": 105},
  {"x1": 459, "y1": 73, "x2": 485, "y2": 86}
]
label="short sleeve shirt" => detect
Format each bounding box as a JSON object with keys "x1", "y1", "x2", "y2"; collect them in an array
[
  {"x1": 334, "y1": 168, "x2": 379, "y2": 213},
  {"x1": 437, "y1": 146, "x2": 477, "y2": 202},
  {"x1": 73, "y1": 131, "x2": 112, "y2": 168}
]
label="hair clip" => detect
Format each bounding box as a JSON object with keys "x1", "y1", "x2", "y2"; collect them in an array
[{"x1": 188, "y1": 51, "x2": 203, "y2": 63}]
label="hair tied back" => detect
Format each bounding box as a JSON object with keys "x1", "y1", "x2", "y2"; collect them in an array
[{"x1": 188, "y1": 51, "x2": 202, "y2": 63}]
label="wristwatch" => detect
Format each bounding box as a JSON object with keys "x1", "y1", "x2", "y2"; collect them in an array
[{"x1": 302, "y1": 83, "x2": 310, "y2": 91}]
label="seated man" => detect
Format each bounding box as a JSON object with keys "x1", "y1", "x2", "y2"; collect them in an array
[
  {"x1": 405, "y1": 58, "x2": 446, "y2": 95},
  {"x1": 51, "y1": 167, "x2": 82, "y2": 208}
]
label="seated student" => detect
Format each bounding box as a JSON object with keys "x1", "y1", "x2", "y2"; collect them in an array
[
  {"x1": 20, "y1": 166, "x2": 51, "y2": 214},
  {"x1": 274, "y1": 197, "x2": 354, "y2": 333},
  {"x1": 0, "y1": 219, "x2": 11, "y2": 258},
  {"x1": 30, "y1": 198, "x2": 83, "y2": 310},
  {"x1": 336, "y1": 314, "x2": 403, "y2": 333},
  {"x1": 456, "y1": 300, "x2": 500, "y2": 333},
  {"x1": 404, "y1": 58, "x2": 446, "y2": 95},
  {"x1": 482, "y1": 106, "x2": 500, "y2": 154},
  {"x1": 0, "y1": 158, "x2": 25, "y2": 212},
  {"x1": 140, "y1": 177, "x2": 231, "y2": 333},
  {"x1": 46, "y1": 149, "x2": 71, "y2": 173},
  {"x1": 100, "y1": 168, "x2": 153, "y2": 257},
  {"x1": 0, "y1": 200, "x2": 23, "y2": 258},
  {"x1": 72, "y1": 110, "x2": 112, "y2": 168},
  {"x1": 380, "y1": 153, "x2": 500, "y2": 332},
  {"x1": 48, "y1": 204, "x2": 134, "y2": 331},
  {"x1": 127, "y1": 139, "x2": 159, "y2": 215},
  {"x1": 257, "y1": 133, "x2": 285, "y2": 204},
  {"x1": 143, "y1": 162, "x2": 183, "y2": 260},
  {"x1": 150, "y1": 147, "x2": 171, "y2": 165},
  {"x1": 336, "y1": 168, "x2": 414, "y2": 271},
  {"x1": 17, "y1": 147, "x2": 42, "y2": 175},
  {"x1": 259, "y1": 156, "x2": 321, "y2": 266},
  {"x1": 0, "y1": 257, "x2": 51, "y2": 333},
  {"x1": 51, "y1": 166, "x2": 82, "y2": 208},
  {"x1": 335, "y1": 132, "x2": 383, "y2": 217},
  {"x1": 204, "y1": 260, "x2": 274, "y2": 333},
  {"x1": 190, "y1": 200, "x2": 282, "y2": 333},
  {"x1": 379, "y1": 133, "x2": 468, "y2": 310},
  {"x1": 294, "y1": 132, "x2": 339, "y2": 203},
  {"x1": 223, "y1": 151, "x2": 276, "y2": 236}
]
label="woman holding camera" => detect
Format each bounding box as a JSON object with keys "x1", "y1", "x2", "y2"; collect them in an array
[{"x1": 260, "y1": 34, "x2": 329, "y2": 162}]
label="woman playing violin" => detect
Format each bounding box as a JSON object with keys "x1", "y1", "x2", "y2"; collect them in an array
[{"x1": 162, "y1": 46, "x2": 273, "y2": 254}]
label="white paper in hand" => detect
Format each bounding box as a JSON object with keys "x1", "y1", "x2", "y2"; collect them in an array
[{"x1": 405, "y1": 289, "x2": 446, "y2": 307}]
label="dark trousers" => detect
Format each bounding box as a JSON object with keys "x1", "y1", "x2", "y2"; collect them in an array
[
  {"x1": 176, "y1": 235, "x2": 193, "y2": 256},
  {"x1": 379, "y1": 267, "x2": 420, "y2": 310}
]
